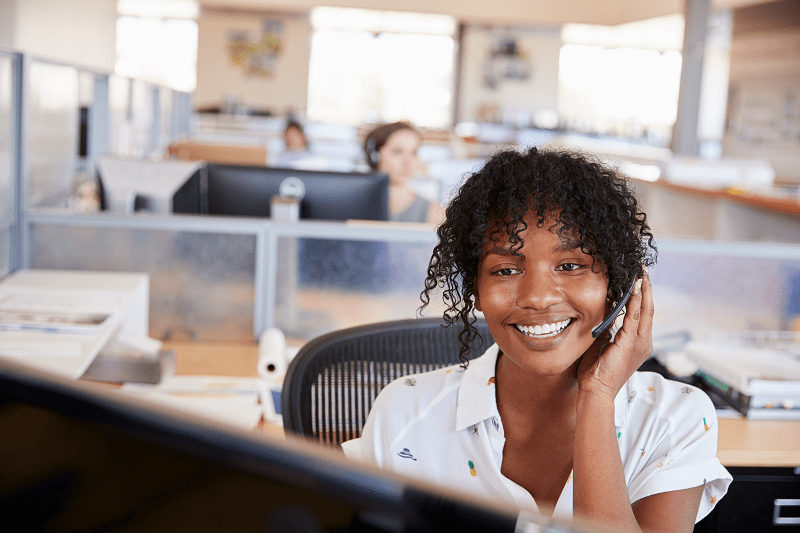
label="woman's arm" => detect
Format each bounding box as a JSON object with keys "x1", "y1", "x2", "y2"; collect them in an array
[{"x1": 573, "y1": 272, "x2": 704, "y2": 532}]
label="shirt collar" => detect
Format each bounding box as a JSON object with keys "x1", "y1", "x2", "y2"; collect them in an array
[
  {"x1": 454, "y1": 343, "x2": 629, "y2": 430},
  {"x1": 455, "y1": 343, "x2": 501, "y2": 431}
]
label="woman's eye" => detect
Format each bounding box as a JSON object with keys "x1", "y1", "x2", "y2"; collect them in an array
[
  {"x1": 558, "y1": 263, "x2": 582, "y2": 272},
  {"x1": 494, "y1": 267, "x2": 519, "y2": 276}
]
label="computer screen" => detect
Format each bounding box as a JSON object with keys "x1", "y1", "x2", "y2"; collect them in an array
[
  {"x1": 95, "y1": 157, "x2": 204, "y2": 215},
  {"x1": 0, "y1": 359, "x2": 593, "y2": 533},
  {"x1": 205, "y1": 163, "x2": 389, "y2": 221}
]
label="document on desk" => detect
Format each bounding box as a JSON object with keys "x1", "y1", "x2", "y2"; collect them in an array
[
  {"x1": 0, "y1": 286, "x2": 122, "y2": 333},
  {"x1": 121, "y1": 376, "x2": 265, "y2": 430}
]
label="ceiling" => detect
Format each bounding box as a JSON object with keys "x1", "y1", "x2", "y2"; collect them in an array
[{"x1": 197, "y1": 0, "x2": 778, "y2": 26}]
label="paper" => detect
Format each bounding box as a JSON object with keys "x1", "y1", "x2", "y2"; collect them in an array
[
  {"x1": 0, "y1": 341, "x2": 83, "y2": 358},
  {"x1": 121, "y1": 376, "x2": 266, "y2": 430}
]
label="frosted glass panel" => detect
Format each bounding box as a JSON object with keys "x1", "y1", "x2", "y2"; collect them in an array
[
  {"x1": 0, "y1": 54, "x2": 12, "y2": 216},
  {"x1": 274, "y1": 236, "x2": 438, "y2": 341},
  {"x1": 650, "y1": 249, "x2": 800, "y2": 337},
  {"x1": 109, "y1": 75, "x2": 131, "y2": 157},
  {"x1": 27, "y1": 62, "x2": 79, "y2": 208},
  {"x1": 0, "y1": 227, "x2": 9, "y2": 278},
  {"x1": 28, "y1": 224, "x2": 257, "y2": 341}
]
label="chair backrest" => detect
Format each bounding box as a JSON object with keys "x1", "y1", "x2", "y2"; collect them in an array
[{"x1": 281, "y1": 318, "x2": 493, "y2": 446}]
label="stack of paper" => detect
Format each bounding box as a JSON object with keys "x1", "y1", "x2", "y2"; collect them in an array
[{"x1": 685, "y1": 341, "x2": 800, "y2": 420}]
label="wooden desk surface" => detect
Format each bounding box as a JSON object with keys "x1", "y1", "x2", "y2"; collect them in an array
[{"x1": 163, "y1": 341, "x2": 800, "y2": 468}]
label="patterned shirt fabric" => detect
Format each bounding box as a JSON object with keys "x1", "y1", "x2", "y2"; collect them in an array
[{"x1": 341, "y1": 343, "x2": 732, "y2": 522}]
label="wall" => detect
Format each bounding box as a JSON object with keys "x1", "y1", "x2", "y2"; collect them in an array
[
  {"x1": 721, "y1": 0, "x2": 800, "y2": 183},
  {"x1": 194, "y1": 9, "x2": 312, "y2": 115},
  {"x1": 457, "y1": 25, "x2": 562, "y2": 125},
  {"x1": 1, "y1": 0, "x2": 117, "y2": 72}
]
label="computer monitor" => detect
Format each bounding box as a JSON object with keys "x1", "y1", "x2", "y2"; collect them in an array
[
  {"x1": 95, "y1": 157, "x2": 204, "y2": 215},
  {"x1": 205, "y1": 163, "x2": 389, "y2": 221},
  {"x1": 0, "y1": 359, "x2": 593, "y2": 533}
]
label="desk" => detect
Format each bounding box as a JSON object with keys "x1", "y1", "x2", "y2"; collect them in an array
[{"x1": 162, "y1": 341, "x2": 800, "y2": 467}]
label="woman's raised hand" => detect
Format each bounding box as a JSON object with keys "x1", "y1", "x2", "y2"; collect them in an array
[{"x1": 576, "y1": 270, "x2": 654, "y2": 401}]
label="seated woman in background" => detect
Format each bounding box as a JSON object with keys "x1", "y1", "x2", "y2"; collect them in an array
[
  {"x1": 343, "y1": 147, "x2": 731, "y2": 532},
  {"x1": 276, "y1": 121, "x2": 311, "y2": 167},
  {"x1": 364, "y1": 122, "x2": 443, "y2": 224}
]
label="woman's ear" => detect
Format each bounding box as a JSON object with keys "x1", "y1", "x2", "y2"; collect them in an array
[{"x1": 473, "y1": 292, "x2": 482, "y2": 312}]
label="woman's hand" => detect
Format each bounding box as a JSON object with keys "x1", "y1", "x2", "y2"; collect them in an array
[{"x1": 576, "y1": 270, "x2": 654, "y2": 401}]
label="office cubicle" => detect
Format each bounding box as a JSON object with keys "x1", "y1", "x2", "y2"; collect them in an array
[{"x1": 6, "y1": 47, "x2": 800, "y2": 345}]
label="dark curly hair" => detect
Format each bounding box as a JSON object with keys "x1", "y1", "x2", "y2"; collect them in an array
[{"x1": 420, "y1": 146, "x2": 657, "y2": 363}]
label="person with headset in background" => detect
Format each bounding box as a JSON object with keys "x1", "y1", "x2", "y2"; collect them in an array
[{"x1": 364, "y1": 122, "x2": 444, "y2": 224}]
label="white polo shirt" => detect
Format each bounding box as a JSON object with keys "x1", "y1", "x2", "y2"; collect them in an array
[{"x1": 342, "y1": 344, "x2": 732, "y2": 522}]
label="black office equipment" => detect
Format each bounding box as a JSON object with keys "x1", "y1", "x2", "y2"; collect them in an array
[
  {"x1": 0, "y1": 357, "x2": 596, "y2": 533},
  {"x1": 205, "y1": 163, "x2": 389, "y2": 221},
  {"x1": 281, "y1": 318, "x2": 494, "y2": 446}
]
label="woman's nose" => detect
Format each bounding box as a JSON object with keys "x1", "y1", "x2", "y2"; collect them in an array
[{"x1": 516, "y1": 270, "x2": 562, "y2": 309}]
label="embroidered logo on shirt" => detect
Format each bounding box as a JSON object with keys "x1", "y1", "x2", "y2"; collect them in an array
[
  {"x1": 468, "y1": 460, "x2": 477, "y2": 477},
  {"x1": 647, "y1": 386, "x2": 655, "y2": 392},
  {"x1": 703, "y1": 418, "x2": 710, "y2": 431},
  {"x1": 628, "y1": 390, "x2": 637, "y2": 403},
  {"x1": 487, "y1": 377, "x2": 496, "y2": 385},
  {"x1": 471, "y1": 424, "x2": 479, "y2": 435},
  {"x1": 404, "y1": 377, "x2": 417, "y2": 386},
  {"x1": 710, "y1": 495, "x2": 717, "y2": 505},
  {"x1": 681, "y1": 386, "x2": 693, "y2": 394},
  {"x1": 397, "y1": 448, "x2": 417, "y2": 460},
  {"x1": 617, "y1": 431, "x2": 622, "y2": 439},
  {"x1": 491, "y1": 417, "x2": 500, "y2": 432}
]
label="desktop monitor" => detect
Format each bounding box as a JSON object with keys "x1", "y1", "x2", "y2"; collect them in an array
[
  {"x1": 96, "y1": 157, "x2": 204, "y2": 215},
  {"x1": 0, "y1": 358, "x2": 595, "y2": 533},
  {"x1": 205, "y1": 163, "x2": 389, "y2": 221}
]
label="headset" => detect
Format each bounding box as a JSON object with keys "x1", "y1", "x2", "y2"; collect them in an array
[
  {"x1": 591, "y1": 273, "x2": 640, "y2": 338},
  {"x1": 366, "y1": 137, "x2": 380, "y2": 167}
]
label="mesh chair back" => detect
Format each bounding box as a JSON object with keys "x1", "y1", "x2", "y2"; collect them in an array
[{"x1": 281, "y1": 318, "x2": 493, "y2": 446}]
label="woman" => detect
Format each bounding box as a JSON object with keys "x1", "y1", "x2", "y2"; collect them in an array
[
  {"x1": 364, "y1": 122, "x2": 443, "y2": 223},
  {"x1": 343, "y1": 147, "x2": 731, "y2": 532}
]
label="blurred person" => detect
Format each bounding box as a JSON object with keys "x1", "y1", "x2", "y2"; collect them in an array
[
  {"x1": 364, "y1": 122, "x2": 443, "y2": 224},
  {"x1": 277, "y1": 121, "x2": 311, "y2": 167}
]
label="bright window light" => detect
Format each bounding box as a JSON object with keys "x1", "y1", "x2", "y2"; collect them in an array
[
  {"x1": 307, "y1": 7, "x2": 456, "y2": 129},
  {"x1": 558, "y1": 15, "x2": 684, "y2": 144},
  {"x1": 115, "y1": 16, "x2": 198, "y2": 92}
]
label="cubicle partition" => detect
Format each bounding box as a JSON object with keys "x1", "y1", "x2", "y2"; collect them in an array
[
  {"x1": 24, "y1": 211, "x2": 440, "y2": 342},
  {"x1": 23, "y1": 206, "x2": 800, "y2": 344},
  {"x1": 0, "y1": 49, "x2": 19, "y2": 278}
]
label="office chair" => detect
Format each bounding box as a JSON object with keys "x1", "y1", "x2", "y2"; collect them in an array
[{"x1": 281, "y1": 318, "x2": 493, "y2": 446}]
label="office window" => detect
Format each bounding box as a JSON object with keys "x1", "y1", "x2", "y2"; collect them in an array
[
  {"x1": 307, "y1": 8, "x2": 456, "y2": 129},
  {"x1": 558, "y1": 15, "x2": 684, "y2": 145},
  {"x1": 115, "y1": 16, "x2": 198, "y2": 92}
]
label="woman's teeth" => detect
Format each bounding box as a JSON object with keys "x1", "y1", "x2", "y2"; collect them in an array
[{"x1": 515, "y1": 319, "x2": 571, "y2": 338}]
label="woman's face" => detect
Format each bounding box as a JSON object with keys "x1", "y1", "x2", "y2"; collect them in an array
[
  {"x1": 474, "y1": 211, "x2": 609, "y2": 377},
  {"x1": 284, "y1": 127, "x2": 306, "y2": 150},
  {"x1": 377, "y1": 129, "x2": 421, "y2": 186}
]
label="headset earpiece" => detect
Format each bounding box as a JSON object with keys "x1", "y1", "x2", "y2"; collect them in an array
[{"x1": 366, "y1": 138, "x2": 380, "y2": 166}]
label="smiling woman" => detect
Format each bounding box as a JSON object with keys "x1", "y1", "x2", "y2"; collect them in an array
[{"x1": 342, "y1": 147, "x2": 732, "y2": 533}]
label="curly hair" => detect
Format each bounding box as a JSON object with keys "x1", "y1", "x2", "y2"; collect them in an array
[{"x1": 420, "y1": 146, "x2": 657, "y2": 363}]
